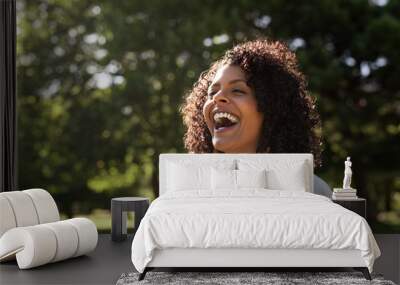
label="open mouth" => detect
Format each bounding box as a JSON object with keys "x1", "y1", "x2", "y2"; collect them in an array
[{"x1": 213, "y1": 112, "x2": 240, "y2": 133}]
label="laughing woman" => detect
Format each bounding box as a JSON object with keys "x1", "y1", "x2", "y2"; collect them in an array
[{"x1": 180, "y1": 38, "x2": 323, "y2": 167}]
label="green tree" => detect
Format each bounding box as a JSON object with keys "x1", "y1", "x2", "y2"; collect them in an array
[{"x1": 17, "y1": 0, "x2": 399, "y2": 230}]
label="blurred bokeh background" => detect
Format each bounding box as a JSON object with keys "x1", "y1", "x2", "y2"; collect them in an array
[{"x1": 16, "y1": 0, "x2": 399, "y2": 232}]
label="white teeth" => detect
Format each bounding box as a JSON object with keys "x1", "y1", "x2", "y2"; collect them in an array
[{"x1": 213, "y1": 112, "x2": 239, "y2": 123}]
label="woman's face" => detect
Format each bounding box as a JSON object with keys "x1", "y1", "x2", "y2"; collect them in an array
[{"x1": 202, "y1": 64, "x2": 264, "y2": 153}]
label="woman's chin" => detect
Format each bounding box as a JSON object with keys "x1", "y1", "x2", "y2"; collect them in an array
[
  {"x1": 212, "y1": 137, "x2": 238, "y2": 153},
  {"x1": 211, "y1": 123, "x2": 241, "y2": 152}
]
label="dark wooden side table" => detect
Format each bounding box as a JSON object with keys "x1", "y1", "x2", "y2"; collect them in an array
[
  {"x1": 332, "y1": 198, "x2": 366, "y2": 219},
  {"x1": 111, "y1": 197, "x2": 149, "y2": 242}
]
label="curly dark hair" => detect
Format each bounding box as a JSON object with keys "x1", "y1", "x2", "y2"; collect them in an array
[{"x1": 180, "y1": 38, "x2": 323, "y2": 167}]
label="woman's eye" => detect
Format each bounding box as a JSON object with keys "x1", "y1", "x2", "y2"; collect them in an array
[
  {"x1": 232, "y1": 89, "x2": 244, "y2": 94},
  {"x1": 207, "y1": 89, "x2": 244, "y2": 99}
]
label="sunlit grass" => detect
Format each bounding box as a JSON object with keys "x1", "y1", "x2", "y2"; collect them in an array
[
  {"x1": 375, "y1": 192, "x2": 400, "y2": 233},
  {"x1": 61, "y1": 209, "x2": 135, "y2": 233}
]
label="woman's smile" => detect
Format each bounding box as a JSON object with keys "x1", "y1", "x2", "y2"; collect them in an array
[
  {"x1": 214, "y1": 120, "x2": 240, "y2": 134},
  {"x1": 212, "y1": 111, "x2": 240, "y2": 133}
]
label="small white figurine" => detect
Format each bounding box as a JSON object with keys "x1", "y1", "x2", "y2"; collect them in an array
[{"x1": 343, "y1": 157, "x2": 353, "y2": 189}]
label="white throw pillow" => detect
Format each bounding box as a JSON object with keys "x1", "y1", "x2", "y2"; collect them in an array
[
  {"x1": 211, "y1": 168, "x2": 267, "y2": 190},
  {"x1": 236, "y1": 169, "x2": 267, "y2": 188},
  {"x1": 238, "y1": 159, "x2": 308, "y2": 192},
  {"x1": 167, "y1": 160, "x2": 235, "y2": 191},
  {"x1": 266, "y1": 164, "x2": 307, "y2": 191},
  {"x1": 211, "y1": 168, "x2": 236, "y2": 190}
]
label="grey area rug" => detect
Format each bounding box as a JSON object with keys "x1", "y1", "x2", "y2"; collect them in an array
[{"x1": 116, "y1": 272, "x2": 396, "y2": 285}]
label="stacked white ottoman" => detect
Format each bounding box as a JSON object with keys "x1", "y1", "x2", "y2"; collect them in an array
[{"x1": 0, "y1": 189, "x2": 98, "y2": 269}]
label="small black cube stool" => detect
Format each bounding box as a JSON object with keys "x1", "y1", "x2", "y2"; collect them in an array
[{"x1": 111, "y1": 197, "x2": 149, "y2": 242}]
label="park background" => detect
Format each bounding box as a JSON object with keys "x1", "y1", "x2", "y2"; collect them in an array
[{"x1": 16, "y1": 0, "x2": 399, "y2": 233}]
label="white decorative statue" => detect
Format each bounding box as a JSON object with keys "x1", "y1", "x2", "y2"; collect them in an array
[{"x1": 343, "y1": 157, "x2": 353, "y2": 189}]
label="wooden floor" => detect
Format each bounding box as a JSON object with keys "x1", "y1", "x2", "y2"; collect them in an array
[{"x1": 0, "y1": 234, "x2": 398, "y2": 285}]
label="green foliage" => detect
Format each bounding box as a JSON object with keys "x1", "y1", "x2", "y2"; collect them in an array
[{"x1": 17, "y1": 0, "x2": 399, "y2": 231}]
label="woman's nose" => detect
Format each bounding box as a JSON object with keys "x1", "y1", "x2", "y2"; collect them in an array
[{"x1": 213, "y1": 90, "x2": 229, "y2": 104}]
